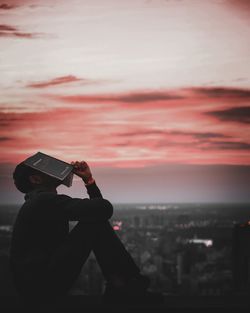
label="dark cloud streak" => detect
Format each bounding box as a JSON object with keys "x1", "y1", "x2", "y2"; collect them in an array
[
  {"x1": 193, "y1": 87, "x2": 250, "y2": 99},
  {"x1": 0, "y1": 25, "x2": 16, "y2": 31},
  {"x1": 27, "y1": 75, "x2": 91, "y2": 88},
  {"x1": 116, "y1": 128, "x2": 250, "y2": 151},
  {"x1": 117, "y1": 129, "x2": 230, "y2": 139},
  {"x1": 203, "y1": 141, "x2": 250, "y2": 151},
  {"x1": 207, "y1": 107, "x2": 250, "y2": 124},
  {"x1": 0, "y1": 24, "x2": 44, "y2": 39},
  {"x1": 170, "y1": 131, "x2": 230, "y2": 139},
  {"x1": 118, "y1": 92, "x2": 182, "y2": 103},
  {"x1": 0, "y1": 136, "x2": 12, "y2": 142},
  {"x1": 56, "y1": 90, "x2": 182, "y2": 104},
  {"x1": 0, "y1": 3, "x2": 16, "y2": 10},
  {"x1": 52, "y1": 86, "x2": 250, "y2": 107}
]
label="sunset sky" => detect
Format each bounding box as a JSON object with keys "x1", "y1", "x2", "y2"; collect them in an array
[{"x1": 0, "y1": 0, "x2": 249, "y2": 204}]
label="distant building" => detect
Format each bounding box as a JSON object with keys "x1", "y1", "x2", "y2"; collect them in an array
[{"x1": 233, "y1": 222, "x2": 250, "y2": 292}]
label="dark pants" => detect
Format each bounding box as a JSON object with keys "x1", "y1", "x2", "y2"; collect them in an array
[{"x1": 16, "y1": 220, "x2": 140, "y2": 304}]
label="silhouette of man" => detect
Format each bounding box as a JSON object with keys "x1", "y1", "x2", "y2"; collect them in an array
[{"x1": 9, "y1": 159, "x2": 151, "y2": 306}]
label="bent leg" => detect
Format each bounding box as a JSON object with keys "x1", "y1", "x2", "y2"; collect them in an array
[
  {"x1": 41, "y1": 220, "x2": 141, "y2": 298},
  {"x1": 92, "y1": 221, "x2": 140, "y2": 281},
  {"x1": 44, "y1": 220, "x2": 100, "y2": 296},
  {"x1": 12, "y1": 221, "x2": 100, "y2": 306}
]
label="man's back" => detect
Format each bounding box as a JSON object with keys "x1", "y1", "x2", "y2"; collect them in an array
[
  {"x1": 10, "y1": 182, "x2": 111, "y2": 268},
  {"x1": 10, "y1": 189, "x2": 69, "y2": 269},
  {"x1": 9, "y1": 182, "x2": 112, "y2": 297}
]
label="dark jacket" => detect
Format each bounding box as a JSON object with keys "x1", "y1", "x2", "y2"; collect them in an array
[{"x1": 9, "y1": 181, "x2": 113, "y2": 294}]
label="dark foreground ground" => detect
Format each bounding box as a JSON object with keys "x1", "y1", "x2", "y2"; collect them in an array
[
  {"x1": 1, "y1": 294, "x2": 250, "y2": 313},
  {"x1": 1, "y1": 203, "x2": 250, "y2": 312}
]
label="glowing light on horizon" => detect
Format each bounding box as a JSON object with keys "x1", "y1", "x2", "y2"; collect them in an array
[{"x1": 188, "y1": 239, "x2": 213, "y2": 247}]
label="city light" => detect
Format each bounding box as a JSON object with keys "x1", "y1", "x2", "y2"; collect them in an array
[
  {"x1": 188, "y1": 239, "x2": 213, "y2": 247},
  {"x1": 112, "y1": 221, "x2": 122, "y2": 231}
]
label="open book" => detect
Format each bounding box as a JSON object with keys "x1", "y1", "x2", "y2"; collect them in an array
[{"x1": 23, "y1": 152, "x2": 74, "y2": 187}]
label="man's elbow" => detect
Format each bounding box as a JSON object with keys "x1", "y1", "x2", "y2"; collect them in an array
[{"x1": 103, "y1": 199, "x2": 113, "y2": 219}]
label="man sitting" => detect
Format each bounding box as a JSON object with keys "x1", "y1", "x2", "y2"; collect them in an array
[{"x1": 9, "y1": 158, "x2": 155, "y2": 307}]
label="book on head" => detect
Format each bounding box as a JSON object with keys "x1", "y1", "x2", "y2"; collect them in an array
[{"x1": 23, "y1": 151, "x2": 74, "y2": 187}]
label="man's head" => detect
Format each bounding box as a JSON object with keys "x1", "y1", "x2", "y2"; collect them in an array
[{"x1": 13, "y1": 162, "x2": 61, "y2": 193}]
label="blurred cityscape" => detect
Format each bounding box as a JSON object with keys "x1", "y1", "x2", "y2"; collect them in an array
[{"x1": 0, "y1": 202, "x2": 250, "y2": 297}]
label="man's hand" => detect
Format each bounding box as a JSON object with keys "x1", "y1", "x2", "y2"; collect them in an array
[{"x1": 71, "y1": 161, "x2": 95, "y2": 185}]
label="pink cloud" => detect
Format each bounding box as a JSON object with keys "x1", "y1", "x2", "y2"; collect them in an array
[
  {"x1": 1, "y1": 86, "x2": 249, "y2": 167},
  {"x1": 49, "y1": 87, "x2": 250, "y2": 111}
]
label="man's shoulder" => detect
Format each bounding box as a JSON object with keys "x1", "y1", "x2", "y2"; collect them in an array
[
  {"x1": 21, "y1": 192, "x2": 70, "y2": 210},
  {"x1": 16, "y1": 192, "x2": 73, "y2": 220},
  {"x1": 27, "y1": 190, "x2": 71, "y2": 202}
]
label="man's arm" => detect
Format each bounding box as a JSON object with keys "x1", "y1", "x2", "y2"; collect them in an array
[
  {"x1": 71, "y1": 160, "x2": 103, "y2": 199},
  {"x1": 53, "y1": 194, "x2": 113, "y2": 221},
  {"x1": 85, "y1": 180, "x2": 103, "y2": 199},
  {"x1": 55, "y1": 160, "x2": 111, "y2": 221}
]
